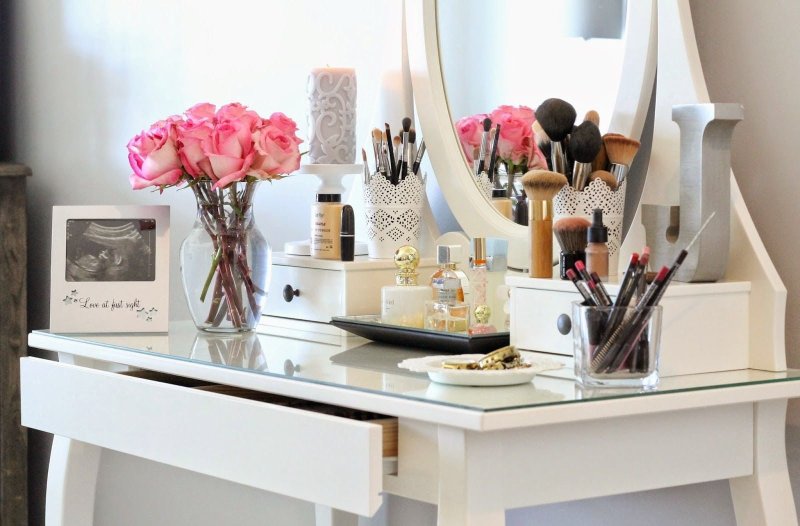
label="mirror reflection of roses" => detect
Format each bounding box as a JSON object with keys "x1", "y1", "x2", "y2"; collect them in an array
[{"x1": 65, "y1": 219, "x2": 156, "y2": 282}]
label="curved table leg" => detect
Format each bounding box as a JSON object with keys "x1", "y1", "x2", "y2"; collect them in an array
[
  {"x1": 45, "y1": 437, "x2": 101, "y2": 526},
  {"x1": 730, "y1": 400, "x2": 798, "y2": 526}
]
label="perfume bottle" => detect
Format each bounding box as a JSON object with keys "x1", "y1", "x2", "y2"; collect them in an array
[
  {"x1": 471, "y1": 238, "x2": 488, "y2": 307},
  {"x1": 469, "y1": 305, "x2": 497, "y2": 335},
  {"x1": 429, "y1": 245, "x2": 465, "y2": 302},
  {"x1": 380, "y1": 246, "x2": 430, "y2": 328},
  {"x1": 426, "y1": 246, "x2": 470, "y2": 333}
]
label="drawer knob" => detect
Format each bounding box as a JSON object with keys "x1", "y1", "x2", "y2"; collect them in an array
[
  {"x1": 283, "y1": 359, "x2": 301, "y2": 376},
  {"x1": 282, "y1": 285, "x2": 300, "y2": 302},
  {"x1": 557, "y1": 314, "x2": 572, "y2": 335}
]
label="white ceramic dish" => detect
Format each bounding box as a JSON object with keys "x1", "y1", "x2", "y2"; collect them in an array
[{"x1": 398, "y1": 352, "x2": 564, "y2": 387}]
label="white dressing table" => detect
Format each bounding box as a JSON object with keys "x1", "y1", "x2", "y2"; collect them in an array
[{"x1": 23, "y1": 323, "x2": 800, "y2": 525}]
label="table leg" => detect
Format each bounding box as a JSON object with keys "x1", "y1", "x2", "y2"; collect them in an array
[
  {"x1": 313, "y1": 504, "x2": 359, "y2": 526},
  {"x1": 436, "y1": 426, "x2": 506, "y2": 526},
  {"x1": 45, "y1": 437, "x2": 101, "y2": 526},
  {"x1": 730, "y1": 399, "x2": 798, "y2": 526}
]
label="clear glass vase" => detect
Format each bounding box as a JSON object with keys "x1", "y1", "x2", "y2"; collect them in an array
[{"x1": 180, "y1": 180, "x2": 271, "y2": 332}]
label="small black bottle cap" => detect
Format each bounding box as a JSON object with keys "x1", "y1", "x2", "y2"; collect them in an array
[
  {"x1": 317, "y1": 193, "x2": 341, "y2": 203},
  {"x1": 491, "y1": 188, "x2": 507, "y2": 199},
  {"x1": 587, "y1": 208, "x2": 608, "y2": 243}
]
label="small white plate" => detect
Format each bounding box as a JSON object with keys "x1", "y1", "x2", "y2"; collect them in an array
[{"x1": 398, "y1": 352, "x2": 564, "y2": 387}]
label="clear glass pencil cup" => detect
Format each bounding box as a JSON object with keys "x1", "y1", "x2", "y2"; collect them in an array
[{"x1": 572, "y1": 302, "x2": 663, "y2": 389}]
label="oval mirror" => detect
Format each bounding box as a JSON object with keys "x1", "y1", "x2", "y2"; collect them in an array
[{"x1": 406, "y1": 0, "x2": 656, "y2": 269}]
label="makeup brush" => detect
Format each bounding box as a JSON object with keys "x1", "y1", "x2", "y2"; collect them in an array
[
  {"x1": 587, "y1": 170, "x2": 618, "y2": 190},
  {"x1": 593, "y1": 132, "x2": 621, "y2": 172},
  {"x1": 393, "y1": 135, "x2": 402, "y2": 173},
  {"x1": 477, "y1": 117, "x2": 492, "y2": 175},
  {"x1": 487, "y1": 123, "x2": 501, "y2": 181},
  {"x1": 584, "y1": 110, "x2": 600, "y2": 127},
  {"x1": 371, "y1": 128, "x2": 384, "y2": 176},
  {"x1": 400, "y1": 131, "x2": 410, "y2": 180},
  {"x1": 361, "y1": 148, "x2": 370, "y2": 184},
  {"x1": 554, "y1": 217, "x2": 591, "y2": 279},
  {"x1": 532, "y1": 120, "x2": 552, "y2": 171},
  {"x1": 385, "y1": 123, "x2": 397, "y2": 184},
  {"x1": 535, "y1": 98, "x2": 576, "y2": 177},
  {"x1": 408, "y1": 129, "x2": 417, "y2": 167},
  {"x1": 604, "y1": 135, "x2": 640, "y2": 185},
  {"x1": 412, "y1": 139, "x2": 426, "y2": 175},
  {"x1": 521, "y1": 170, "x2": 568, "y2": 278},
  {"x1": 568, "y1": 121, "x2": 602, "y2": 190}
]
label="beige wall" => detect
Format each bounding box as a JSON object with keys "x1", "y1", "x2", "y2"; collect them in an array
[{"x1": 691, "y1": 0, "x2": 800, "y2": 423}]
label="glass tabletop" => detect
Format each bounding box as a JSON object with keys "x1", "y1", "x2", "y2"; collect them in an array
[{"x1": 33, "y1": 321, "x2": 800, "y2": 413}]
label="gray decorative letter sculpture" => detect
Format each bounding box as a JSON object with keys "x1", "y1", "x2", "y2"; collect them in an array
[{"x1": 641, "y1": 103, "x2": 743, "y2": 282}]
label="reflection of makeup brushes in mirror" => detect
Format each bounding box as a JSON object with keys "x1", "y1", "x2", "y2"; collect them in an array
[
  {"x1": 487, "y1": 123, "x2": 501, "y2": 182},
  {"x1": 532, "y1": 120, "x2": 552, "y2": 171},
  {"x1": 584, "y1": 110, "x2": 600, "y2": 127},
  {"x1": 476, "y1": 117, "x2": 492, "y2": 175},
  {"x1": 604, "y1": 135, "x2": 640, "y2": 185},
  {"x1": 588, "y1": 170, "x2": 618, "y2": 190},
  {"x1": 568, "y1": 121, "x2": 602, "y2": 190},
  {"x1": 412, "y1": 139, "x2": 426, "y2": 175},
  {"x1": 521, "y1": 170, "x2": 568, "y2": 278},
  {"x1": 535, "y1": 98, "x2": 576, "y2": 177},
  {"x1": 385, "y1": 123, "x2": 397, "y2": 184}
]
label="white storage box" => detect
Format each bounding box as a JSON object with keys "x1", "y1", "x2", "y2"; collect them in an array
[
  {"x1": 265, "y1": 253, "x2": 436, "y2": 324},
  {"x1": 507, "y1": 273, "x2": 750, "y2": 377}
]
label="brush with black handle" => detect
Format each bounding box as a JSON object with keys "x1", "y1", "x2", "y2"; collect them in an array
[{"x1": 385, "y1": 123, "x2": 397, "y2": 184}]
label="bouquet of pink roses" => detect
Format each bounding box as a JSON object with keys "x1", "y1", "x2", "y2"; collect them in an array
[
  {"x1": 456, "y1": 104, "x2": 547, "y2": 176},
  {"x1": 127, "y1": 102, "x2": 303, "y2": 331}
]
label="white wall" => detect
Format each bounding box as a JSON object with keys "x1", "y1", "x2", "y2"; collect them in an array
[{"x1": 13, "y1": 1, "x2": 800, "y2": 525}]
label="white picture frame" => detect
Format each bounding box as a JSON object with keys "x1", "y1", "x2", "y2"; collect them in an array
[{"x1": 49, "y1": 205, "x2": 170, "y2": 333}]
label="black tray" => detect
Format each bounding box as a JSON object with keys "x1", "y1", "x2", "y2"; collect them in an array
[{"x1": 330, "y1": 315, "x2": 509, "y2": 354}]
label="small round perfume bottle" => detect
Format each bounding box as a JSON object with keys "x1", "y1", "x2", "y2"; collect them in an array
[
  {"x1": 381, "y1": 246, "x2": 430, "y2": 328},
  {"x1": 469, "y1": 304, "x2": 497, "y2": 335}
]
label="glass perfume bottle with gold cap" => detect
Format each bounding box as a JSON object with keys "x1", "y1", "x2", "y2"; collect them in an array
[
  {"x1": 380, "y1": 246, "x2": 430, "y2": 328},
  {"x1": 425, "y1": 246, "x2": 470, "y2": 333}
]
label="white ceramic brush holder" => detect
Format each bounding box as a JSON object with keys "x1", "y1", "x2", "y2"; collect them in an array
[
  {"x1": 363, "y1": 172, "x2": 426, "y2": 259},
  {"x1": 553, "y1": 178, "x2": 626, "y2": 274},
  {"x1": 475, "y1": 172, "x2": 493, "y2": 200}
]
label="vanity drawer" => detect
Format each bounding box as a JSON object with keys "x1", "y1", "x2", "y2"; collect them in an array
[
  {"x1": 20, "y1": 357, "x2": 385, "y2": 517},
  {"x1": 266, "y1": 265, "x2": 348, "y2": 323}
]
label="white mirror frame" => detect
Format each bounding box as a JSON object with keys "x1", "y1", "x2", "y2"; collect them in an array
[{"x1": 405, "y1": 0, "x2": 657, "y2": 269}]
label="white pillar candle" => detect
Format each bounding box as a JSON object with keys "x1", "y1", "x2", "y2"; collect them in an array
[{"x1": 307, "y1": 67, "x2": 357, "y2": 164}]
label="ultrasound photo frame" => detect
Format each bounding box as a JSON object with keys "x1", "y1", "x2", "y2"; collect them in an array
[{"x1": 50, "y1": 205, "x2": 170, "y2": 332}]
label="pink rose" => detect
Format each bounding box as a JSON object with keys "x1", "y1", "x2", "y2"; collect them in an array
[
  {"x1": 217, "y1": 103, "x2": 261, "y2": 130},
  {"x1": 249, "y1": 124, "x2": 301, "y2": 178},
  {"x1": 176, "y1": 119, "x2": 213, "y2": 178},
  {"x1": 127, "y1": 119, "x2": 183, "y2": 190},
  {"x1": 489, "y1": 105, "x2": 535, "y2": 165},
  {"x1": 267, "y1": 112, "x2": 303, "y2": 145},
  {"x1": 455, "y1": 114, "x2": 488, "y2": 164},
  {"x1": 184, "y1": 102, "x2": 216, "y2": 124},
  {"x1": 201, "y1": 119, "x2": 256, "y2": 189}
]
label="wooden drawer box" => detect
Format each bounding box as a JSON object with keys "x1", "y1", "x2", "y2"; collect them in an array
[
  {"x1": 507, "y1": 275, "x2": 751, "y2": 377},
  {"x1": 20, "y1": 358, "x2": 393, "y2": 516}
]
